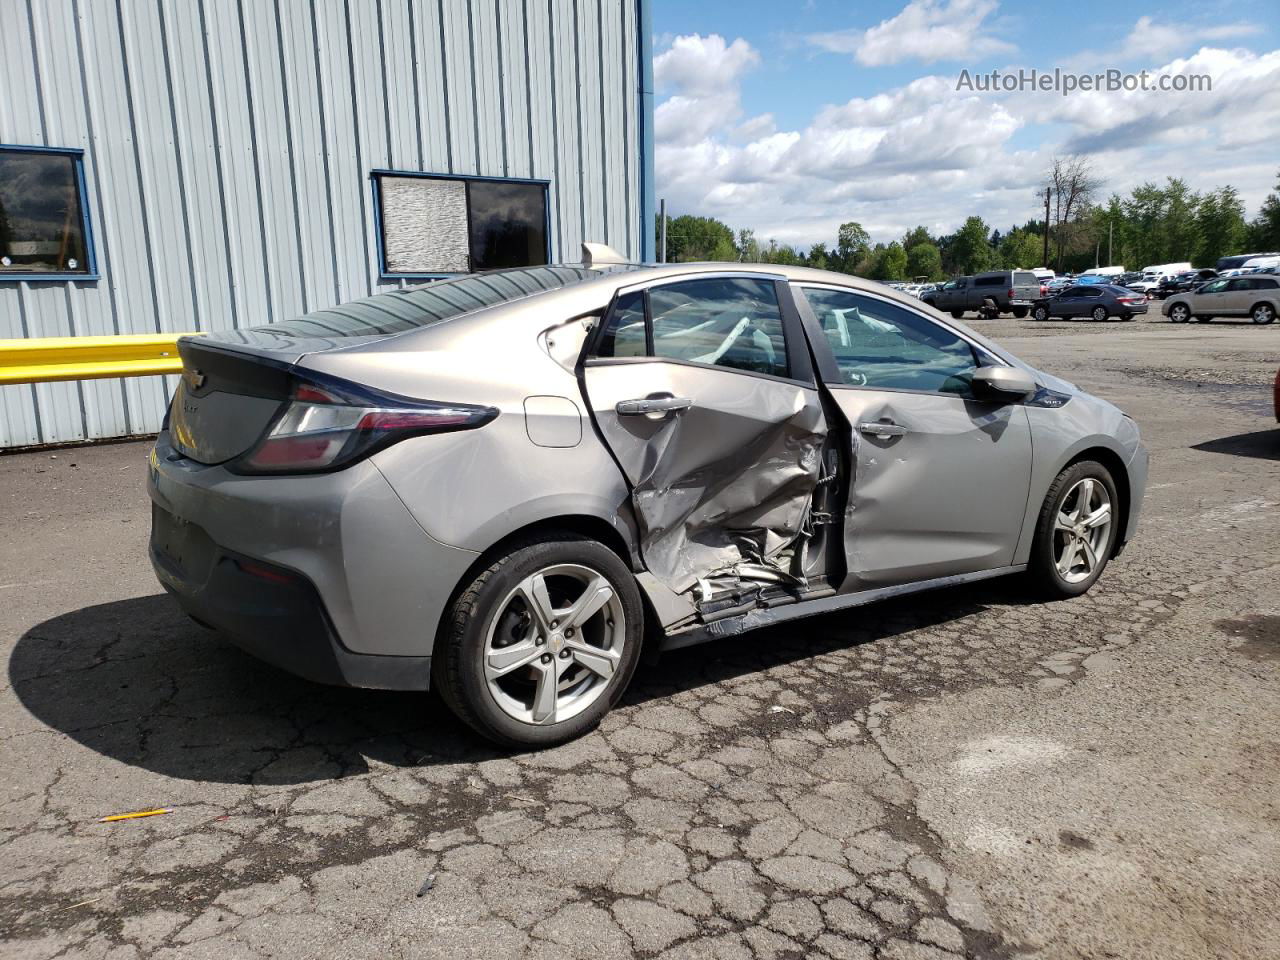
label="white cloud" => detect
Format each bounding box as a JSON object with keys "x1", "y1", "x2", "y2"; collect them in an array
[
  {"x1": 807, "y1": 0, "x2": 1015, "y2": 67},
  {"x1": 1125, "y1": 15, "x2": 1261, "y2": 64},
  {"x1": 653, "y1": 33, "x2": 1280, "y2": 251},
  {"x1": 653, "y1": 35, "x2": 760, "y2": 148}
]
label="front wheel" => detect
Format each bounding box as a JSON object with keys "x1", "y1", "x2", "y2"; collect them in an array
[
  {"x1": 434, "y1": 535, "x2": 644, "y2": 748},
  {"x1": 1252, "y1": 302, "x2": 1276, "y2": 325},
  {"x1": 1168, "y1": 303, "x2": 1190, "y2": 323},
  {"x1": 1032, "y1": 305, "x2": 1050, "y2": 322},
  {"x1": 950, "y1": 310, "x2": 964, "y2": 319},
  {"x1": 1091, "y1": 305, "x2": 1108, "y2": 322},
  {"x1": 1027, "y1": 461, "x2": 1119, "y2": 599}
]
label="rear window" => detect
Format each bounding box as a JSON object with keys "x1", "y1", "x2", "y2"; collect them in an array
[
  {"x1": 213, "y1": 265, "x2": 646, "y2": 345},
  {"x1": 1013, "y1": 272, "x2": 1037, "y2": 285}
]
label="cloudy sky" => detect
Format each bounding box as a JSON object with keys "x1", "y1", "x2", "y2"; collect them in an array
[{"x1": 649, "y1": 0, "x2": 1280, "y2": 247}]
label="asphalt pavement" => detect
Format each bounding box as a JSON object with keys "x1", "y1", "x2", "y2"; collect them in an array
[{"x1": 2, "y1": 312, "x2": 1277, "y2": 959}]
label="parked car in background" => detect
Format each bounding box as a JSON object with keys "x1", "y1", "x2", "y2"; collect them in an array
[
  {"x1": 922, "y1": 270, "x2": 1041, "y2": 318},
  {"x1": 148, "y1": 254, "x2": 1148, "y2": 747},
  {"x1": 1158, "y1": 269, "x2": 1218, "y2": 297},
  {"x1": 1163, "y1": 275, "x2": 1280, "y2": 324},
  {"x1": 1216, "y1": 252, "x2": 1280, "y2": 272},
  {"x1": 1047, "y1": 277, "x2": 1074, "y2": 292},
  {"x1": 1115, "y1": 272, "x2": 1144, "y2": 287},
  {"x1": 1030, "y1": 284, "x2": 1149, "y2": 322}
]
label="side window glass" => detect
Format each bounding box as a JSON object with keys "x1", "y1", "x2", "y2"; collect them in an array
[
  {"x1": 799, "y1": 287, "x2": 978, "y2": 395},
  {"x1": 595, "y1": 290, "x2": 647, "y2": 357},
  {"x1": 647, "y1": 278, "x2": 788, "y2": 378}
]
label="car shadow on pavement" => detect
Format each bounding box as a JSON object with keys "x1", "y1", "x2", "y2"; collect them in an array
[
  {"x1": 9, "y1": 594, "x2": 504, "y2": 785},
  {"x1": 1191, "y1": 429, "x2": 1280, "y2": 461},
  {"x1": 11, "y1": 581, "x2": 1021, "y2": 785}
]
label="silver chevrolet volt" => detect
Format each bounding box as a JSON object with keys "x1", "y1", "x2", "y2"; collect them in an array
[{"x1": 149, "y1": 247, "x2": 1147, "y2": 748}]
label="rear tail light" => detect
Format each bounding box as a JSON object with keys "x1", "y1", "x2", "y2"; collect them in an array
[
  {"x1": 1008, "y1": 288, "x2": 1016, "y2": 298},
  {"x1": 233, "y1": 378, "x2": 497, "y2": 474}
]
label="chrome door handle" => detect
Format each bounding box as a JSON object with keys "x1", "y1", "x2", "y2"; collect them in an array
[
  {"x1": 858, "y1": 421, "x2": 907, "y2": 439},
  {"x1": 616, "y1": 396, "x2": 693, "y2": 416}
]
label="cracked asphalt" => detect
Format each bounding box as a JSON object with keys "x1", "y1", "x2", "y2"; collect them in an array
[{"x1": 3, "y1": 313, "x2": 1278, "y2": 959}]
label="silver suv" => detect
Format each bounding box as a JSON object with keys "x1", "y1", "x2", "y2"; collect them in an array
[{"x1": 149, "y1": 251, "x2": 1147, "y2": 748}]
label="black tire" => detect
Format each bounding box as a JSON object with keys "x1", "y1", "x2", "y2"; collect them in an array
[
  {"x1": 981, "y1": 297, "x2": 999, "y2": 319},
  {"x1": 1027, "y1": 460, "x2": 1120, "y2": 600},
  {"x1": 1196, "y1": 315, "x2": 1212, "y2": 323},
  {"x1": 1032, "y1": 305, "x2": 1050, "y2": 322},
  {"x1": 950, "y1": 310, "x2": 964, "y2": 320},
  {"x1": 1251, "y1": 302, "x2": 1276, "y2": 325},
  {"x1": 1168, "y1": 303, "x2": 1190, "y2": 323},
  {"x1": 1091, "y1": 305, "x2": 1108, "y2": 322},
  {"x1": 1121, "y1": 313, "x2": 1135, "y2": 321},
  {"x1": 1012, "y1": 307, "x2": 1029, "y2": 319},
  {"x1": 433, "y1": 534, "x2": 644, "y2": 749}
]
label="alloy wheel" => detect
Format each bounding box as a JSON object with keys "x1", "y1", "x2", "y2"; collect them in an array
[
  {"x1": 1053, "y1": 478, "x2": 1112, "y2": 584},
  {"x1": 1092, "y1": 306, "x2": 1107, "y2": 322},
  {"x1": 1170, "y1": 304, "x2": 1189, "y2": 323},
  {"x1": 1253, "y1": 303, "x2": 1276, "y2": 325},
  {"x1": 483, "y1": 563, "x2": 626, "y2": 726}
]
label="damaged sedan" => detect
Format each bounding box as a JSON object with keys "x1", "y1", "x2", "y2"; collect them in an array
[{"x1": 149, "y1": 247, "x2": 1148, "y2": 747}]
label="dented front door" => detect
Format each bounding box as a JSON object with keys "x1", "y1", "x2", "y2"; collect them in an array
[
  {"x1": 580, "y1": 276, "x2": 827, "y2": 595},
  {"x1": 793, "y1": 284, "x2": 1033, "y2": 589}
]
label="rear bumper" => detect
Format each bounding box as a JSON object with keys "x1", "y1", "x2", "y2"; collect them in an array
[
  {"x1": 147, "y1": 430, "x2": 479, "y2": 687},
  {"x1": 150, "y1": 515, "x2": 431, "y2": 689}
]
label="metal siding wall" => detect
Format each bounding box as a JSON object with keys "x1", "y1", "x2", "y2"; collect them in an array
[{"x1": 0, "y1": 0, "x2": 643, "y2": 448}]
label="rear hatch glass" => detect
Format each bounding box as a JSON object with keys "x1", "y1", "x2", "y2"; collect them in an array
[{"x1": 167, "y1": 264, "x2": 645, "y2": 464}]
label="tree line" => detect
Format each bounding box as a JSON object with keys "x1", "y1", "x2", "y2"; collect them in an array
[{"x1": 657, "y1": 162, "x2": 1280, "y2": 280}]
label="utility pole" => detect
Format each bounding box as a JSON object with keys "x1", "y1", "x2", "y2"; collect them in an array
[
  {"x1": 1042, "y1": 187, "x2": 1051, "y2": 268},
  {"x1": 1108, "y1": 219, "x2": 1113, "y2": 266},
  {"x1": 659, "y1": 198, "x2": 667, "y2": 263}
]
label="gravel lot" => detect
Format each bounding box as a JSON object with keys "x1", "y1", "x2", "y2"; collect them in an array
[{"x1": 2, "y1": 313, "x2": 1278, "y2": 960}]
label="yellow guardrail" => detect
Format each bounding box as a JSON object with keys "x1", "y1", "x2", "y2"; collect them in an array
[{"x1": 0, "y1": 333, "x2": 202, "y2": 385}]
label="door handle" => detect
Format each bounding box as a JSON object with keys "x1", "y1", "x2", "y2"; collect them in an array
[
  {"x1": 616, "y1": 396, "x2": 693, "y2": 416},
  {"x1": 858, "y1": 421, "x2": 907, "y2": 439}
]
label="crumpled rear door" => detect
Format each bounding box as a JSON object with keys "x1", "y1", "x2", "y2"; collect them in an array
[{"x1": 580, "y1": 276, "x2": 827, "y2": 596}]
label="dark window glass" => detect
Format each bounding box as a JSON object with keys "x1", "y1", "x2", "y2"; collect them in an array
[
  {"x1": 974, "y1": 275, "x2": 1003, "y2": 286},
  {"x1": 596, "y1": 290, "x2": 647, "y2": 357},
  {"x1": 375, "y1": 172, "x2": 548, "y2": 277},
  {"x1": 218, "y1": 264, "x2": 647, "y2": 347},
  {"x1": 799, "y1": 287, "x2": 978, "y2": 395},
  {"x1": 647, "y1": 278, "x2": 788, "y2": 378},
  {"x1": 0, "y1": 148, "x2": 91, "y2": 277},
  {"x1": 467, "y1": 180, "x2": 548, "y2": 270}
]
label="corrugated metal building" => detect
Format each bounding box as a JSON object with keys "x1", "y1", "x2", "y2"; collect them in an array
[{"x1": 0, "y1": 0, "x2": 654, "y2": 449}]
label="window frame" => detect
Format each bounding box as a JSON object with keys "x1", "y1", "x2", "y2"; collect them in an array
[
  {"x1": 585, "y1": 271, "x2": 816, "y2": 388},
  {"x1": 791, "y1": 281, "x2": 1010, "y2": 398},
  {"x1": 369, "y1": 168, "x2": 552, "y2": 281},
  {"x1": 0, "y1": 144, "x2": 98, "y2": 283}
]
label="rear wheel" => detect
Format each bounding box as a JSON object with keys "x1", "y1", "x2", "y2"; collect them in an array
[
  {"x1": 1196, "y1": 315, "x2": 1212, "y2": 323},
  {"x1": 1091, "y1": 305, "x2": 1108, "y2": 322},
  {"x1": 1032, "y1": 305, "x2": 1050, "y2": 322},
  {"x1": 1028, "y1": 461, "x2": 1119, "y2": 599},
  {"x1": 1251, "y1": 302, "x2": 1276, "y2": 325},
  {"x1": 950, "y1": 310, "x2": 964, "y2": 319},
  {"x1": 434, "y1": 535, "x2": 643, "y2": 748},
  {"x1": 1168, "y1": 303, "x2": 1190, "y2": 323},
  {"x1": 1012, "y1": 307, "x2": 1029, "y2": 319}
]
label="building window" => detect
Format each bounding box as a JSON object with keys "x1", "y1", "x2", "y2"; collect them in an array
[
  {"x1": 372, "y1": 171, "x2": 549, "y2": 279},
  {"x1": 0, "y1": 146, "x2": 96, "y2": 280}
]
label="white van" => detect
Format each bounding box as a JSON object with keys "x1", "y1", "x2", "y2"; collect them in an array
[{"x1": 1242, "y1": 256, "x2": 1280, "y2": 271}]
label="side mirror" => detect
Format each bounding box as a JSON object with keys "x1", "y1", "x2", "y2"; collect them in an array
[{"x1": 972, "y1": 365, "x2": 1036, "y2": 401}]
